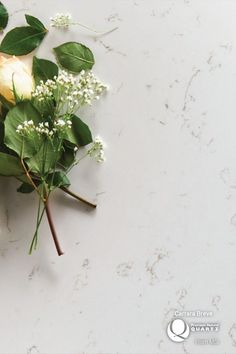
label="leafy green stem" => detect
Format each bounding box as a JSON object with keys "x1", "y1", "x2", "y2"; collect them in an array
[{"x1": 29, "y1": 199, "x2": 45, "y2": 254}]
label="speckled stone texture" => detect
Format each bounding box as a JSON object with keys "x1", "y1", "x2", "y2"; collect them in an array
[{"x1": 0, "y1": 0, "x2": 236, "y2": 353}]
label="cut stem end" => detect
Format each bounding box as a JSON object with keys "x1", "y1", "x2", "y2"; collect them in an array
[
  {"x1": 61, "y1": 187, "x2": 97, "y2": 208},
  {"x1": 45, "y1": 198, "x2": 64, "y2": 256}
]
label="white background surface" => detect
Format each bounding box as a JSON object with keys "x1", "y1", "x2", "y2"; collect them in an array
[{"x1": 0, "y1": 0, "x2": 236, "y2": 353}]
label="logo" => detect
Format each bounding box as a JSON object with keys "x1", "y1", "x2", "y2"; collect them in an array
[
  {"x1": 166, "y1": 310, "x2": 221, "y2": 345},
  {"x1": 167, "y1": 318, "x2": 190, "y2": 342}
]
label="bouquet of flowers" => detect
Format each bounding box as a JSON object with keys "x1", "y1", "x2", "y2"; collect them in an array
[{"x1": 0, "y1": 3, "x2": 108, "y2": 255}]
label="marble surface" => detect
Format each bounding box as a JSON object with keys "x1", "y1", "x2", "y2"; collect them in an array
[{"x1": 1, "y1": 0, "x2": 236, "y2": 353}]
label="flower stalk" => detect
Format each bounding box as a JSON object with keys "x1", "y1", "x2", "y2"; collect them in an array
[
  {"x1": 45, "y1": 197, "x2": 64, "y2": 256},
  {"x1": 50, "y1": 13, "x2": 118, "y2": 36},
  {"x1": 61, "y1": 186, "x2": 97, "y2": 208}
]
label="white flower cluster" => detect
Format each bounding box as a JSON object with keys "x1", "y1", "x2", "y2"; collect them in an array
[
  {"x1": 32, "y1": 79, "x2": 55, "y2": 101},
  {"x1": 16, "y1": 119, "x2": 72, "y2": 137},
  {"x1": 32, "y1": 70, "x2": 107, "y2": 113},
  {"x1": 50, "y1": 13, "x2": 72, "y2": 28},
  {"x1": 78, "y1": 70, "x2": 107, "y2": 105},
  {"x1": 54, "y1": 119, "x2": 72, "y2": 128},
  {"x1": 16, "y1": 120, "x2": 34, "y2": 134},
  {"x1": 88, "y1": 137, "x2": 105, "y2": 163}
]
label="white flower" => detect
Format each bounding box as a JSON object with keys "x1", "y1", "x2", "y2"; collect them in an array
[
  {"x1": 16, "y1": 119, "x2": 72, "y2": 137},
  {"x1": 16, "y1": 124, "x2": 23, "y2": 133},
  {"x1": 50, "y1": 13, "x2": 72, "y2": 28},
  {"x1": 0, "y1": 56, "x2": 34, "y2": 103},
  {"x1": 55, "y1": 119, "x2": 66, "y2": 127},
  {"x1": 88, "y1": 137, "x2": 105, "y2": 163},
  {"x1": 32, "y1": 70, "x2": 107, "y2": 115}
]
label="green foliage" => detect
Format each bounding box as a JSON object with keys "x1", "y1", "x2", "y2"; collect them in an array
[
  {"x1": 25, "y1": 14, "x2": 46, "y2": 31},
  {"x1": 4, "y1": 101, "x2": 43, "y2": 158},
  {"x1": 65, "y1": 115, "x2": 93, "y2": 147},
  {"x1": 25, "y1": 138, "x2": 62, "y2": 175},
  {"x1": 59, "y1": 142, "x2": 76, "y2": 170},
  {"x1": 32, "y1": 57, "x2": 59, "y2": 118},
  {"x1": 0, "y1": 105, "x2": 9, "y2": 121},
  {"x1": 0, "y1": 9, "x2": 106, "y2": 255},
  {"x1": 0, "y1": 120, "x2": 11, "y2": 153},
  {"x1": 54, "y1": 42, "x2": 94, "y2": 73},
  {"x1": 12, "y1": 79, "x2": 23, "y2": 104},
  {"x1": 46, "y1": 171, "x2": 70, "y2": 190},
  {"x1": 33, "y1": 56, "x2": 58, "y2": 84},
  {"x1": 17, "y1": 182, "x2": 35, "y2": 193},
  {"x1": 0, "y1": 152, "x2": 24, "y2": 177},
  {"x1": 32, "y1": 98, "x2": 55, "y2": 120},
  {"x1": 0, "y1": 2, "x2": 8, "y2": 31},
  {"x1": 0, "y1": 15, "x2": 47, "y2": 55}
]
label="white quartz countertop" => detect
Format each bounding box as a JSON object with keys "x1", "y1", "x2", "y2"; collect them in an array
[{"x1": 0, "y1": 0, "x2": 236, "y2": 353}]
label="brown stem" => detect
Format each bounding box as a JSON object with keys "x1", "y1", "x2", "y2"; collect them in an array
[
  {"x1": 21, "y1": 159, "x2": 45, "y2": 202},
  {"x1": 45, "y1": 198, "x2": 64, "y2": 256},
  {"x1": 61, "y1": 187, "x2": 97, "y2": 208}
]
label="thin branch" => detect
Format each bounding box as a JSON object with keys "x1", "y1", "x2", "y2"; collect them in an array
[
  {"x1": 70, "y1": 22, "x2": 118, "y2": 36},
  {"x1": 45, "y1": 198, "x2": 64, "y2": 256},
  {"x1": 20, "y1": 158, "x2": 45, "y2": 202},
  {"x1": 61, "y1": 187, "x2": 97, "y2": 208}
]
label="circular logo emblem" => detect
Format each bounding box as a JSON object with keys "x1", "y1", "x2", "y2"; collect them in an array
[{"x1": 167, "y1": 318, "x2": 190, "y2": 342}]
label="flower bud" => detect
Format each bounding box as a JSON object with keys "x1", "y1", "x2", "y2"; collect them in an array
[{"x1": 0, "y1": 56, "x2": 34, "y2": 103}]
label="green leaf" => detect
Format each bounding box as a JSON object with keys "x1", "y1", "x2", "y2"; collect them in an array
[
  {"x1": 0, "y1": 105, "x2": 9, "y2": 121},
  {"x1": 12, "y1": 78, "x2": 22, "y2": 104},
  {"x1": 0, "y1": 2, "x2": 8, "y2": 31},
  {"x1": 33, "y1": 56, "x2": 58, "y2": 84},
  {"x1": 32, "y1": 98, "x2": 55, "y2": 120},
  {"x1": 0, "y1": 26, "x2": 47, "y2": 55},
  {"x1": 0, "y1": 152, "x2": 24, "y2": 176},
  {"x1": 26, "y1": 138, "x2": 62, "y2": 175},
  {"x1": 46, "y1": 171, "x2": 70, "y2": 190},
  {"x1": 0, "y1": 119, "x2": 3, "y2": 142},
  {"x1": 54, "y1": 42, "x2": 94, "y2": 73},
  {"x1": 59, "y1": 142, "x2": 76, "y2": 170},
  {"x1": 17, "y1": 182, "x2": 35, "y2": 193},
  {"x1": 4, "y1": 101, "x2": 43, "y2": 158},
  {"x1": 32, "y1": 57, "x2": 58, "y2": 118},
  {"x1": 25, "y1": 14, "x2": 46, "y2": 31},
  {"x1": 0, "y1": 120, "x2": 11, "y2": 153},
  {"x1": 65, "y1": 114, "x2": 93, "y2": 147}
]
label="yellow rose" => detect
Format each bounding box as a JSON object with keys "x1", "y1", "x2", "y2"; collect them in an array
[{"x1": 0, "y1": 56, "x2": 34, "y2": 103}]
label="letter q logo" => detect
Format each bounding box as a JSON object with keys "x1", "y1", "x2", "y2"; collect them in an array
[{"x1": 167, "y1": 318, "x2": 190, "y2": 342}]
